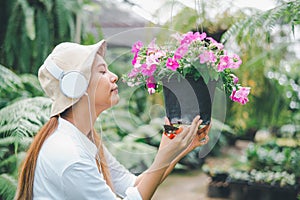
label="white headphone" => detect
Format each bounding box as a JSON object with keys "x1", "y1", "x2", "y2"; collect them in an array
[{"x1": 45, "y1": 58, "x2": 88, "y2": 99}]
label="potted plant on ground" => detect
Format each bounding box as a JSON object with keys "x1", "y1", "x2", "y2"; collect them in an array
[
  {"x1": 226, "y1": 170, "x2": 250, "y2": 200},
  {"x1": 123, "y1": 31, "x2": 250, "y2": 129},
  {"x1": 202, "y1": 164, "x2": 230, "y2": 198},
  {"x1": 227, "y1": 169, "x2": 298, "y2": 200}
]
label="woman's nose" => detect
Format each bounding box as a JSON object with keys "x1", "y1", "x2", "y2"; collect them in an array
[{"x1": 110, "y1": 72, "x2": 118, "y2": 83}]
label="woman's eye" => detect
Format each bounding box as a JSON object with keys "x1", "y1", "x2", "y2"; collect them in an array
[{"x1": 99, "y1": 71, "x2": 106, "y2": 74}]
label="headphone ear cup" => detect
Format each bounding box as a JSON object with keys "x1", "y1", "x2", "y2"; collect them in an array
[{"x1": 60, "y1": 71, "x2": 88, "y2": 98}]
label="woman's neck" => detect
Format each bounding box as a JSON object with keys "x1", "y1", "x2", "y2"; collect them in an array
[{"x1": 61, "y1": 96, "x2": 99, "y2": 136}]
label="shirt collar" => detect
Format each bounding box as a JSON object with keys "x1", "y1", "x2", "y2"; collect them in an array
[{"x1": 58, "y1": 117, "x2": 98, "y2": 158}]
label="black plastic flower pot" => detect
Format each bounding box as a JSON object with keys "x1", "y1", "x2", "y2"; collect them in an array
[
  {"x1": 268, "y1": 185, "x2": 298, "y2": 200},
  {"x1": 247, "y1": 183, "x2": 270, "y2": 200},
  {"x1": 211, "y1": 173, "x2": 229, "y2": 182},
  {"x1": 162, "y1": 75, "x2": 216, "y2": 126},
  {"x1": 207, "y1": 181, "x2": 230, "y2": 198},
  {"x1": 228, "y1": 180, "x2": 248, "y2": 200},
  {"x1": 247, "y1": 183, "x2": 298, "y2": 200}
]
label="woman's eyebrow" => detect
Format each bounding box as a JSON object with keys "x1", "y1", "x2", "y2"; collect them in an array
[{"x1": 97, "y1": 63, "x2": 107, "y2": 69}]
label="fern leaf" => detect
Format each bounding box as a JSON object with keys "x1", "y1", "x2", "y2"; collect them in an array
[
  {"x1": 221, "y1": 18, "x2": 248, "y2": 43},
  {"x1": 0, "y1": 97, "x2": 51, "y2": 139},
  {"x1": 222, "y1": 0, "x2": 300, "y2": 43},
  {"x1": 0, "y1": 174, "x2": 17, "y2": 200},
  {"x1": 20, "y1": 73, "x2": 44, "y2": 97},
  {"x1": 0, "y1": 65, "x2": 30, "y2": 109},
  {"x1": 0, "y1": 64, "x2": 24, "y2": 92},
  {"x1": 0, "y1": 136, "x2": 30, "y2": 148},
  {"x1": 0, "y1": 155, "x2": 18, "y2": 173},
  {"x1": 0, "y1": 151, "x2": 26, "y2": 175}
]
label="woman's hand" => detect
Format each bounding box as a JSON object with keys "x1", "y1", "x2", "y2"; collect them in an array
[
  {"x1": 154, "y1": 116, "x2": 204, "y2": 168},
  {"x1": 159, "y1": 116, "x2": 211, "y2": 163},
  {"x1": 134, "y1": 116, "x2": 210, "y2": 200},
  {"x1": 178, "y1": 123, "x2": 211, "y2": 158}
]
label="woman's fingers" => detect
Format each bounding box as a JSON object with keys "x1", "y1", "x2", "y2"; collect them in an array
[
  {"x1": 181, "y1": 116, "x2": 201, "y2": 143},
  {"x1": 198, "y1": 132, "x2": 207, "y2": 140},
  {"x1": 159, "y1": 116, "x2": 210, "y2": 161},
  {"x1": 199, "y1": 135, "x2": 209, "y2": 145},
  {"x1": 177, "y1": 125, "x2": 190, "y2": 140},
  {"x1": 197, "y1": 123, "x2": 211, "y2": 134},
  {"x1": 164, "y1": 117, "x2": 171, "y2": 125},
  {"x1": 164, "y1": 116, "x2": 210, "y2": 151}
]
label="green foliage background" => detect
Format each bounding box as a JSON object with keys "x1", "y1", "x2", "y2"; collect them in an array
[
  {"x1": 0, "y1": 0, "x2": 82, "y2": 74},
  {"x1": 0, "y1": 0, "x2": 299, "y2": 199}
]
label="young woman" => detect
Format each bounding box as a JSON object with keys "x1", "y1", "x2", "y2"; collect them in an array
[{"x1": 15, "y1": 40, "x2": 210, "y2": 200}]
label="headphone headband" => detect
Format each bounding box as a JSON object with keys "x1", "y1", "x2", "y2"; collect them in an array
[{"x1": 45, "y1": 58, "x2": 64, "y2": 80}]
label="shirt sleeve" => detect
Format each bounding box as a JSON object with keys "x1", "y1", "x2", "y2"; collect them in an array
[
  {"x1": 103, "y1": 146, "x2": 141, "y2": 199},
  {"x1": 62, "y1": 160, "x2": 142, "y2": 200}
]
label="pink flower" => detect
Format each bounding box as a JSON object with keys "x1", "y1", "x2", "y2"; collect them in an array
[
  {"x1": 146, "y1": 76, "x2": 156, "y2": 94},
  {"x1": 131, "y1": 41, "x2": 143, "y2": 54},
  {"x1": 180, "y1": 32, "x2": 195, "y2": 45},
  {"x1": 174, "y1": 45, "x2": 188, "y2": 59},
  {"x1": 230, "y1": 87, "x2": 250, "y2": 105},
  {"x1": 217, "y1": 55, "x2": 230, "y2": 71},
  {"x1": 131, "y1": 41, "x2": 143, "y2": 65},
  {"x1": 125, "y1": 31, "x2": 249, "y2": 105},
  {"x1": 128, "y1": 68, "x2": 140, "y2": 78},
  {"x1": 199, "y1": 51, "x2": 216, "y2": 64},
  {"x1": 207, "y1": 37, "x2": 224, "y2": 50},
  {"x1": 181, "y1": 32, "x2": 207, "y2": 45},
  {"x1": 141, "y1": 63, "x2": 156, "y2": 76},
  {"x1": 166, "y1": 57, "x2": 179, "y2": 71},
  {"x1": 218, "y1": 53, "x2": 242, "y2": 71},
  {"x1": 229, "y1": 54, "x2": 242, "y2": 69},
  {"x1": 230, "y1": 74, "x2": 239, "y2": 84},
  {"x1": 146, "y1": 54, "x2": 158, "y2": 66},
  {"x1": 155, "y1": 50, "x2": 166, "y2": 59},
  {"x1": 132, "y1": 54, "x2": 138, "y2": 65},
  {"x1": 148, "y1": 87, "x2": 155, "y2": 95},
  {"x1": 194, "y1": 32, "x2": 207, "y2": 41},
  {"x1": 133, "y1": 58, "x2": 141, "y2": 68},
  {"x1": 147, "y1": 38, "x2": 158, "y2": 55}
]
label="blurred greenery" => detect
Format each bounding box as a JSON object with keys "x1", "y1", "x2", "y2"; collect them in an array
[
  {"x1": 1, "y1": 0, "x2": 300, "y2": 199},
  {"x1": 0, "y1": 0, "x2": 97, "y2": 74}
]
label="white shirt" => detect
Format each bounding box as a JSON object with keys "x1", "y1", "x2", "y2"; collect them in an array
[{"x1": 33, "y1": 117, "x2": 142, "y2": 200}]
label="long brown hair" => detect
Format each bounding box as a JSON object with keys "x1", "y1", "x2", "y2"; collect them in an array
[
  {"x1": 92, "y1": 129, "x2": 114, "y2": 189},
  {"x1": 15, "y1": 116, "x2": 113, "y2": 200}
]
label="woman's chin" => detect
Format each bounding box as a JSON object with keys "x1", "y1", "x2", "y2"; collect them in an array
[{"x1": 110, "y1": 95, "x2": 120, "y2": 106}]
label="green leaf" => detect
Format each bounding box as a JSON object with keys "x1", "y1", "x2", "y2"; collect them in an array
[
  {"x1": 38, "y1": 0, "x2": 53, "y2": 12},
  {"x1": 222, "y1": 0, "x2": 300, "y2": 44},
  {"x1": 0, "y1": 174, "x2": 17, "y2": 200},
  {"x1": 0, "y1": 64, "x2": 27, "y2": 109},
  {"x1": 0, "y1": 97, "x2": 51, "y2": 139},
  {"x1": 200, "y1": 70, "x2": 210, "y2": 84},
  {"x1": 20, "y1": 74, "x2": 44, "y2": 97},
  {"x1": 182, "y1": 66, "x2": 192, "y2": 77},
  {"x1": 208, "y1": 68, "x2": 219, "y2": 81},
  {"x1": 19, "y1": 0, "x2": 35, "y2": 40},
  {"x1": 197, "y1": 63, "x2": 210, "y2": 84}
]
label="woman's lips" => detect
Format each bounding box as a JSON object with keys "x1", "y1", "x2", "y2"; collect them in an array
[{"x1": 111, "y1": 87, "x2": 118, "y2": 93}]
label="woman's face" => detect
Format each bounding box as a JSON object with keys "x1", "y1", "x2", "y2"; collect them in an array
[{"x1": 87, "y1": 54, "x2": 119, "y2": 112}]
